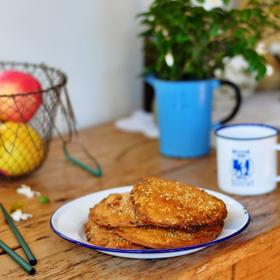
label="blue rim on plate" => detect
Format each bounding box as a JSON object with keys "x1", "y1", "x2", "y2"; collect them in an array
[
  {"x1": 50, "y1": 214, "x2": 250, "y2": 254},
  {"x1": 215, "y1": 123, "x2": 279, "y2": 141},
  {"x1": 50, "y1": 196, "x2": 250, "y2": 254}
]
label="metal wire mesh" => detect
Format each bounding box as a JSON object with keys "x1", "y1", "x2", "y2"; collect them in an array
[{"x1": 0, "y1": 62, "x2": 67, "y2": 178}]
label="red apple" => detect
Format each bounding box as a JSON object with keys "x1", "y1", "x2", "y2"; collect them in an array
[{"x1": 0, "y1": 70, "x2": 42, "y2": 122}]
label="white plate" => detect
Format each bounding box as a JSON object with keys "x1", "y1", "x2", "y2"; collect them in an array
[{"x1": 50, "y1": 186, "x2": 250, "y2": 259}]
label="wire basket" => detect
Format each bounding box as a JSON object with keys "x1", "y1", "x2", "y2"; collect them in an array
[{"x1": 0, "y1": 62, "x2": 67, "y2": 178}]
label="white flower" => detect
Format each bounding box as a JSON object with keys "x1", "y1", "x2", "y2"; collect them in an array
[
  {"x1": 11, "y1": 210, "x2": 32, "y2": 222},
  {"x1": 214, "y1": 68, "x2": 222, "y2": 77},
  {"x1": 209, "y1": 60, "x2": 215, "y2": 67},
  {"x1": 17, "y1": 185, "x2": 41, "y2": 198},
  {"x1": 162, "y1": 29, "x2": 169, "y2": 38},
  {"x1": 215, "y1": 55, "x2": 258, "y2": 96},
  {"x1": 191, "y1": 0, "x2": 233, "y2": 11},
  {"x1": 256, "y1": 42, "x2": 266, "y2": 55},
  {"x1": 155, "y1": 26, "x2": 169, "y2": 38},
  {"x1": 165, "y1": 52, "x2": 174, "y2": 67},
  {"x1": 155, "y1": 25, "x2": 162, "y2": 32},
  {"x1": 222, "y1": 56, "x2": 230, "y2": 64},
  {"x1": 266, "y1": 65, "x2": 274, "y2": 76},
  {"x1": 226, "y1": 55, "x2": 249, "y2": 70}
]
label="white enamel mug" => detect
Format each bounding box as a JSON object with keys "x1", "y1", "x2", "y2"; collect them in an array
[{"x1": 215, "y1": 123, "x2": 280, "y2": 196}]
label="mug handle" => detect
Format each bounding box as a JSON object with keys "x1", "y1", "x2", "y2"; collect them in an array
[
  {"x1": 214, "y1": 80, "x2": 242, "y2": 127},
  {"x1": 275, "y1": 145, "x2": 280, "y2": 183}
]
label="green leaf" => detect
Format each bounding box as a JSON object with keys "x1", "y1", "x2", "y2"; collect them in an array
[
  {"x1": 139, "y1": 29, "x2": 153, "y2": 37},
  {"x1": 138, "y1": 0, "x2": 277, "y2": 80},
  {"x1": 175, "y1": 34, "x2": 189, "y2": 43},
  {"x1": 240, "y1": 10, "x2": 250, "y2": 21},
  {"x1": 256, "y1": 65, "x2": 267, "y2": 80},
  {"x1": 209, "y1": 25, "x2": 220, "y2": 37},
  {"x1": 38, "y1": 195, "x2": 50, "y2": 205}
]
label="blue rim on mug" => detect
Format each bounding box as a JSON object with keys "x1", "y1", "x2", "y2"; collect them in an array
[{"x1": 215, "y1": 123, "x2": 279, "y2": 141}]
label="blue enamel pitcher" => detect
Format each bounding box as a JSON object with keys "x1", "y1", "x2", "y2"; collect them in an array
[{"x1": 146, "y1": 77, "x2": 242, "y2": 158}]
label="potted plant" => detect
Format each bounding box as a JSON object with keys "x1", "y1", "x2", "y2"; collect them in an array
[{"x1": 139, "y1": 0, "x2": 279, "y2": 158}]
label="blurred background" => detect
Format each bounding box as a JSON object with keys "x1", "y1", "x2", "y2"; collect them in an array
[
  {"x1": 0, "y1": 0, "x2": 279, "y2": 131},
  {"x1": 0, "y1": 0, "x2": 151, "y2": 130}
]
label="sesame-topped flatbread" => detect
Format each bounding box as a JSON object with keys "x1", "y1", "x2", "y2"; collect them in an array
[
  {"x1": 89, "y1": 193, "x2": 144, "y2": 228},
  {"x1": 85, "y1": 220, "x2": 145, "y2": 249},
  {"x1": 131, "y1": 177, "x2": 227, "y2": 229},
  {"x1": 114, "y1": 222, "x2": 223, "y2": 249}
]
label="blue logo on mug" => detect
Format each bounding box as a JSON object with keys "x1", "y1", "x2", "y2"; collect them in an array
[{"x1": 231, "y1": 150, "x2": 253, "y2": 186}]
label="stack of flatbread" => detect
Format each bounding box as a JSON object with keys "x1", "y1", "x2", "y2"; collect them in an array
[{"x1": 85, "y1": 177, "x2": 227, "y2": 249}]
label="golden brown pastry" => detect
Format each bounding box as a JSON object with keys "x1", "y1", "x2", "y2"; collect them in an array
[
  {"x1": 89, "y1": 193, "x2": 143, "y2": 228},
  {"x1": 85, "y1": 220, "x2": 145, "y2": 249},
  {"x1": 114, "y1": 222, "x2": 223, "y2": 249},
  {"x1": 85, "y1": 177, "x2": 227, "y2": 250},
  {"x1": 131, "y1": 177, "x2": 227, "y2": 229}
]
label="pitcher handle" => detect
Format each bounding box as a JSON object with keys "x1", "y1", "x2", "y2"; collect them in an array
[
  {"x1": 145, "y1": 75, "x2": 156, "y2": 87},
  {"x1": 213, "y1": 80, "x2": 242, "y2": 129}
]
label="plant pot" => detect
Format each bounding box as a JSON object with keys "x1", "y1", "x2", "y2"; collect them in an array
[{"x1": 146, "y1": 76, "x2": 242, "y2": 158}]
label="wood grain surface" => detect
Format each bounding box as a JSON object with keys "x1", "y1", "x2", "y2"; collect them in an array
[{"x1": 0, "y1": 123, "x2": 279, "y2": 280}]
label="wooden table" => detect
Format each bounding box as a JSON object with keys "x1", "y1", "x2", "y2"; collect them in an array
[{"x1": 0, "y1": 123, "x2": 279, "y2": 280}]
